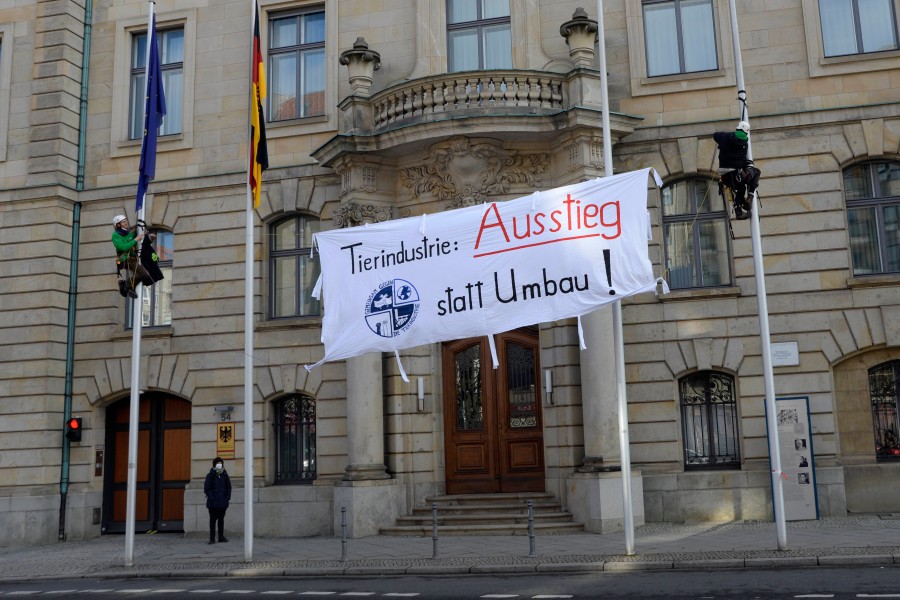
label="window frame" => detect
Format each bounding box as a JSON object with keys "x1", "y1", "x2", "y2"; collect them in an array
[
  {"x1": 110, "y1": 10, "x2": 196, "y2": 160},
  {"x1": 641, "y1": 0, "x2": 719, "y2": 78},
  {"x1": 272, "y1": 394, "x2": 317, "y2": 484},
  {"x1": 679, "y1": 370, "x2": 742, "y2": 471},
  {"x1": 267, "y1": 5, "x2": 327, "y2": 122},
  {"x1": 125, "y1": 229, "x2": 174, "y2": 329},
  {"x1": 801, "y1": 0, "x2": 900, "y2": 77},
  {"x1": 843, "y1": 160, "x2": 900, "y2": 277},
  {"x1": 661, "y1": 176, "x2": 733, "y2": 290},
  {"x1": 128, "y1": 27, "x2": 185, "y2": 139},
  {"x1": 445, "y1": 0, "x2": 512, "y2": 72},
  {"x1": 818, "y1": 0, "x2": 899, "y2": 58},
  {"x1": 624, "y1": 0, "x2": 735, "y2": 96},
  {"x1": 268, "y1": 214, "x2": 322, "y2": 320}
]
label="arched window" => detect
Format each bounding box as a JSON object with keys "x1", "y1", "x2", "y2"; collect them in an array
[
  {"x1": 268, "y1": 215, "x2": 322, "y2": 318},
  {"x1": 843, "y1": 161, "x2": 900, "y2": 275},
  {"x1": 127, "y1": 229, "x2": 173, "y2": 328},
  {"x1": 679, "y1": 371, "x2": 740, "y2": 469},
  {"x1": 869, "y1": 361, "x2": 900, "y2": 461},
  {"x1": 662, "y1": 177, "x2": 731, "y2": 289},
  {"x1": 272, "y1": 394, "x2": 317, "y2": 483}
]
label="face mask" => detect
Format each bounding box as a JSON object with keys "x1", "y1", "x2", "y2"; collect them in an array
[{"x1": 215, "y1": 464, "x2": 223, "y2": 472}]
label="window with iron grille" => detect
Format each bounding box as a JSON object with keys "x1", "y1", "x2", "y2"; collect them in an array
[
  {"x1": 869, "y1": 361, "x2": 900, "y2": 461},
  {"x1": 680, "y1": 371, "x2": 741, "y2": 469},
  {"x1": 273, "y1": 395, "x2": 316, "y2": 483}
]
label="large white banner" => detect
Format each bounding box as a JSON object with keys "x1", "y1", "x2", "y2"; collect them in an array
[{"x1": 309, "y1": 168, "x2": 662, "y2": 368}]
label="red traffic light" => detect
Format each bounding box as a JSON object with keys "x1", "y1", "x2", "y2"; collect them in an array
[{"x1": 65, "y1": 416, "x2": 83, "y2": 442}]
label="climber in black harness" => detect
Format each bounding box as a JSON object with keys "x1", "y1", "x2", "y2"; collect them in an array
[
  {"x1": 714, "y1": 121, "x2": 761, "y2": 220},
  {"x1": 112, "y1": 214, "x2": 164, "y2": 298}
]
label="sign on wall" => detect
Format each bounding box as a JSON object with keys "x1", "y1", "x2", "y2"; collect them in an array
[
  {"x1": 770, "y1": 396, "x2": 819, "y2": 521},
  {"x1": 216, "y1": 422, "x2": 235, "y2": 459},
  {"x1": 308, "y1": 168, "x2": 663, "y2": 369}
]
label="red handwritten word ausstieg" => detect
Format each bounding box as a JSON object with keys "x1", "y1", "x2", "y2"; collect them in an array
[{"x1": 473, "y1": 194, "x2": 621, "y2": 258}]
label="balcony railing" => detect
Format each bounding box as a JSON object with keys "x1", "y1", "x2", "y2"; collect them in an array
[{"x1": 369, "y1": 70, "x2": 567, "y2": 131}]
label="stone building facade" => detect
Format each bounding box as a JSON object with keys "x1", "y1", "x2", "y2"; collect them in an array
[{"x1": 1, "y1": 0, "x2": 899, "y2": 546}]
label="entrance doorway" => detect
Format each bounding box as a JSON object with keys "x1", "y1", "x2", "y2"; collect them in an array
[
  {"x1": 102, "y1": 394, "x2": 191, "y2": 533},
  {"x1": 442, "y1": 328, "x2": 545, "y2": 494}
]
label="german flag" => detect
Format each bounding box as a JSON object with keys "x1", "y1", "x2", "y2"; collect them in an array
[{"x1": 249, "y1": 0, "x2": 269, "y2": 207}]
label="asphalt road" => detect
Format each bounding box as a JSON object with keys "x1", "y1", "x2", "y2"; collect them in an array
[{"x1": 0, "y1": 566, "x2": 898, "y2": 598}]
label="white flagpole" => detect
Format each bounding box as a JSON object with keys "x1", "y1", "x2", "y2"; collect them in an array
[
  {"x1": 124, "y1": 0, "x2": 154, "y2": 568},
  {"x1": 597, "y1": 0, "x2": 635, "y2": 556},
  {"x1": 726, "y1": 0, "x2": 787, "y2": 550},
  {"x1": 243, "y1": 0, "x2": 258, "y2": 563}
]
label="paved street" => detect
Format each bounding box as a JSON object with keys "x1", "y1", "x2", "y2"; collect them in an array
[{"x1": 0, "y1": 515, "x2": 898, "y2": 581}]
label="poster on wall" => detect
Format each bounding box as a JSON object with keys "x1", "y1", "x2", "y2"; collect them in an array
[{"x1": 770, "y1": 396, "x2": 819, "y2": 521}]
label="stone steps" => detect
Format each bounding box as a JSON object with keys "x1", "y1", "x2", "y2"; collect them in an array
[{"x1": 380, "y1": 492, "x2": 584, "y2": 536}]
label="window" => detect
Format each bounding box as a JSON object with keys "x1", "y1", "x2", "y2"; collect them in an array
[
  {"x1": 127, "y1": 230, "x2": 174, "y2": 328},
  {"x1": 268, "y1": 7, "x2": 325, "y2": 121},
  {"x1": 643, "y1": 0, "x2": 718, "y2": 76},
  {"x1": 662, "y1": 177, "x2": 731, "y2": 289},
  {"x1": 269, "y1": 215, "x2": 322, "y2": 318},
  {"x1": 844, "y1": 161, "x2": 900, "y2": 275},
  {"x1": 273, "y1": 395, "x2": 317, "y2": 482},
  {"x1": 870, "y1": 361, "x2": 900, "y2": 460},
  {"x1": 680, "y1": 371, "x2": 740, "y2": 469},
  {"x1": 447, "y1": 0, "x2": 512, "y2": 72},
  {"x1": 819, "y1": 0, "x2": 899, "y2": 57},
  {"x1": 129, "y1": 28, "x2": 184, "y2": 139}
]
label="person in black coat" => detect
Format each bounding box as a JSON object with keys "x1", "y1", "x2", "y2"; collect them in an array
[
  {"x1": 713, "y1": 121, "x2": 761, "y2": 220},
  {"x1": 204, "y1": 457, "x2": 232, "y2": 544}
]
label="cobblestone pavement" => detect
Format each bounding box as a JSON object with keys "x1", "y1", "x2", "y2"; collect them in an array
[{"x1": 0, "y1": 516, "x2": 898, "y2": 581}]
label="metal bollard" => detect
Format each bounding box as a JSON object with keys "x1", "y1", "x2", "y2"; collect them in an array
[
  {"x1": 431, "y1": 502, "x2": 439, "y2": 559},
  {"x1": 527, "y1": 499, "x2": 536, "y2": 557},
  {"x1": 340, "y1": 505, "x2": 348, "y2": 562}
]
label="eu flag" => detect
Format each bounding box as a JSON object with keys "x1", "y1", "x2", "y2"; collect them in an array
[{"x1": 136, "y1": 13, "x2": 167, "y2": 213}]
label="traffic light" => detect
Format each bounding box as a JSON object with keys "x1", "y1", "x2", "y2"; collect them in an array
[{"x1": 65, "y1": 417, "x2": 83, "y2": 443}]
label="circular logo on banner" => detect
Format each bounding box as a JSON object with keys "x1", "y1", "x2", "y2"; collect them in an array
[{"x1": 365, "y1": 279, "x2": 421, "y2": 338}]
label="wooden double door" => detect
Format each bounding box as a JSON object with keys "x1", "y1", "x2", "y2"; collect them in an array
[
  {"x1": 102, "y1": 394, "x2": 191, "y2": 533},
  {"x1": 442, "y1": 328, "x2": 545, "y2": 494}
]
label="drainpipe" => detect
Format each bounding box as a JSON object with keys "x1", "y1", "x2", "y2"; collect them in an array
[{"x1": 60, "y1": 0, "x2": 92, "y2": 542}]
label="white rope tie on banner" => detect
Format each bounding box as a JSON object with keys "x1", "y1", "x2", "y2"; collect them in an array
[
  {"x1": 419, "y1": 213, "x2": 427, "y2": 235},
  {"x1": 394, "y1": 350, "x2": 409, "y2": 382},
  {"x1": 576, "y1": 316, "x2": 587, "y2": 350},
  {"x1": 531, "y1": 191, "x2": 539, "y2": 210},
  {"x1": 656, "y1": 277, "x2": 670, "y2": 296},
  {"x1": 487, "y1": 334, "x2": 499, "y2": 369}
]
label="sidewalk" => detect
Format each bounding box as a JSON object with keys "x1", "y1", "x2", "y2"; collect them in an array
[{"x1": 0, "y1": 515, "x2": 897, "y2": 581}]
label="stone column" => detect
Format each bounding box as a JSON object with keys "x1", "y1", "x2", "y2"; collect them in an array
[
  {"x1": 343, "y1": 352, "x2": 390, "y2": 480},
  {"x1": 578, "y1": 306, "x2": 620, "y2": 471}
]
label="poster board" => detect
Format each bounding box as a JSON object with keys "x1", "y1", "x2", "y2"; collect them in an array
[{"x1": 768, "y1": 396, "x2": 819, "y2": 521}]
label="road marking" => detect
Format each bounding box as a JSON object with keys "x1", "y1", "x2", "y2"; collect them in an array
[
  {"x1": 384, "y1": 595, "x2": 420, "y2": 597},
  {"x1": 188, "y1": 592, "x2": 221, "y2": 594},
  {"x1": 299, "y1": 594, "x2": 337, "y2": 596},
  {"x1": 222, "y1": 592, "x2": 256, "y2": 595},
  {"x1": 5, "y1": 593, "x2": 40, "y2": 596},
  {"x1": 481, "y1": 596, "x2": 520, "y2": 599},
  {"x1": 80, "y1": 590, "x2": 115, "y2": 594},
  {"x1": 261, "y1": 593, "x2": 294, "y2": 596},
  {"x1": 534, "y1": 596, "x2": 574, "y2": 599},
  {"x1": 796, "y1": 596, "x2": 834, "y2": 598},
  {"x1": 339, "y1": 594, "x2": 375, "y2": 597},
  {"x1": 45, "y1": 591, "x2": 79, "y2": 595},
  {"x1": 152, "y1": 591, "x2": 187, "y2": 594},
  {"x1": 117, "y1": 590, "x2": 152, "y2": 594}
]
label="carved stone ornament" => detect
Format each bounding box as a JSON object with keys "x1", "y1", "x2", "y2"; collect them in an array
[
  {"x1": 559, "y1": 8, "x2": 599, "y2": 68},
  {"x1": 400, "y1": 137, "x2": 550, "y2": 209},
  {"x1": 333, "y1": 201, "x2": 393, "y2": 228}
]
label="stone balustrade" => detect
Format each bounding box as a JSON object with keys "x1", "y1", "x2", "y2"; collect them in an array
[{"x1": 369, "y1": 71, "x2": 566, "y2": 131}]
